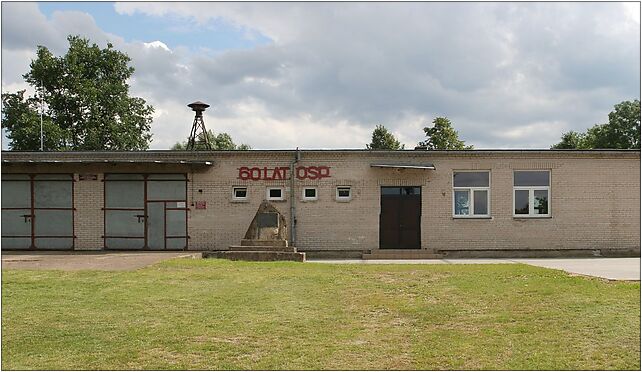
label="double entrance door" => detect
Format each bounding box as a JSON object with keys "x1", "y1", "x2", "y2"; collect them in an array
[
  {"x1": 1, "y1": 174, "x2": 74, "y2": 249},
  {"x1": 104, "y1": 174, "x2": 188, "y2": 250},
  {"x1": 379, "y1": 186, "x2": 421, "y2": 249}
]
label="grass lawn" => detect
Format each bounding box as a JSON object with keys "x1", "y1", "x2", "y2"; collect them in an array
[{"x1": 2, "y1": 259, "x2": 640, "y2": 370}]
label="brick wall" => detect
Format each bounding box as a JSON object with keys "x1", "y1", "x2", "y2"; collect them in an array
[
  {"x1": 73, "y1": 176, "x2": 104, "y2": 250},
  {"x1": 187, "y1": 151, "x2": 640, "y2": 253}
]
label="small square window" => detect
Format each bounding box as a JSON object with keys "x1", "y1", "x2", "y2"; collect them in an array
[
  {"x1": 336, "y1": 186, "x2": 351, "y2": 201},
  {"x1": 233, "y1": 187, "x2": 248, "y2": 200},
  {"x1": 267, "y1": 187, "x2": 284, "y2": 201},
  {"x1": 303, "y1": 187, "x2": 317, "y2": 201}
]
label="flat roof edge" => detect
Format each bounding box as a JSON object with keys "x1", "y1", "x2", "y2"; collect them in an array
[{"x1": 1, "y1": 149, "x2": 640, "y2": 156}]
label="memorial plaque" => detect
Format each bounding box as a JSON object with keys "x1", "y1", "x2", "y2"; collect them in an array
[{"x1": 257, "y1": 213, "x2": 278, "y2": 228}]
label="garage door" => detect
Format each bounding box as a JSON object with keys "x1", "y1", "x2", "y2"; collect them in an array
[
  {"x1": 104, "y1": 173, "x2": 188, "y2": 250},
  {"x1": 1, "y1": 174, "x2": 74, "y2": 249}
]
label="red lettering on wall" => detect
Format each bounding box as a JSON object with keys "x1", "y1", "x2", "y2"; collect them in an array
[{"x1": 237, "y1": 166, "x2": 331, "y2": 180}]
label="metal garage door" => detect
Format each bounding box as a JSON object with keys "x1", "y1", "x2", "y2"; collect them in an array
[
  {"x1": 104, "y1": 174, "x2": 188, "y2": 250},
  {"x1": 1, "y1": 174, "x2": 74, "y2": 250}
]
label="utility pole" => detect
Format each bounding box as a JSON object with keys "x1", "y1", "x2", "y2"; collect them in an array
[{"x1": 39, "y1": 81, "x2": 44, "y2": 151}]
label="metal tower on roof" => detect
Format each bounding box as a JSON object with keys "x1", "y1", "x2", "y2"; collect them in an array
[{"x1": 186, "y1": 101, "x2": 212, "y2": 151}]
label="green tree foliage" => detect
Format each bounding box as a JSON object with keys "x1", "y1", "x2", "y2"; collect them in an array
[
  {"x1": 551, "y1": 131, "x2": 589, "y2": 149},
  {"x1": 419, "y1": 117, "x2": 473, "y2": 150},
  {"x1": 1, "y1": 35, "x2": 154, "y2": 151},
  {"x1": 552, "y1": 100, "x2": 641, "y2": 149},
  {"x1": 366, "y1": 124, "x2": 404, "y2": 150},
  {"x1": 172, "y1": 130, "x2": 251, "y2": 150}
]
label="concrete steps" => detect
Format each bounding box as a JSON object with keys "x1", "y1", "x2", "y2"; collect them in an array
[
  {"x1": 363, "y1": 249, "x2": 444, "y2": 259},
  {"x1": 240, "y1": 239, "x2": 288, "y2": 247},
  {"x1": 202, "y1": 250, "x2": 305, "y2": 262},
  {"x1": 228, "y1": 245, "x2": 297, "y2": 252},
  {"x1": 203, "y1": 238, "x2": 304, "y2": 262}
]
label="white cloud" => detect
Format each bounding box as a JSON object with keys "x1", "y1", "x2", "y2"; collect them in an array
[
  {"x1": 143, "y1": 40, "x2": 171, "y2": 52},
  {"x1": 3, "y1": 2, "x2": 640, "y2": 150}
]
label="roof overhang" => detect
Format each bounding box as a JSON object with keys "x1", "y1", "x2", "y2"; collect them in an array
[
  {"x1": 370, "y1": 163, "x2": 435, "y2": 170},
  {"x1": 2, "y1": 159, "x2": 213, "y2": 166}
]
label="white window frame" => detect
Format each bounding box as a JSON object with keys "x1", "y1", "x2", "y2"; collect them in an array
[
  {"x1": 302, "y1": 187, "x2": 318, "y2": 201},
  {"x1": 512, "y1": 170, "x2": 551, "y2": 218},
  {"x1": 266, "y1": 187, "x2": 285, "y2": 201},
  {"x1": 452, "y1": 170, "x2": 491, "y2": 218},
  {"x1": 336, "y1": 186, "x2": 352, "y2": 202},
  {"x1": 232, "y1": 186, "x2": 248, "y2": 201}
]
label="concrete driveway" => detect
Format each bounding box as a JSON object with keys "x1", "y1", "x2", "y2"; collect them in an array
[
  {"x1": 2, "y1": 251, "x2": 198, "y2": 271},
  {"x1": 511, "y1": 258, "x2": 640, "y2": 281},
  {"x1": 309, "y1": 257, "x2": 641, "y2": 281},
  {"x1": 3, "y1": 252, "x2": 639, "y2": 280}
]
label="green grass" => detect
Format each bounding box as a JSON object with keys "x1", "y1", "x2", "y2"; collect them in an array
[{"x1": 2, "y1": 259, "x2": 640, "y2": 370}]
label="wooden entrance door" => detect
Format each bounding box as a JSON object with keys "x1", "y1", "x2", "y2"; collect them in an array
[{"x1": 379, "y1": 187, "x2": 421, "y2": 249}]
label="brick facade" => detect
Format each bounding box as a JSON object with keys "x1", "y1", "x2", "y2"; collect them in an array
[{"x1": 2, "y1": 150, "x2": 640, "y2": 257}]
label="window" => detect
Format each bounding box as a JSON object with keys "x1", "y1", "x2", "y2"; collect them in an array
[
  {"x1": 266, "y1": 187, "x2": 284, "y2": 201},
  {"x1": 513, "y1": 171, "x2": 550, "y2": 217},
  {"x1": 302, "y1": 187, "x2": 318, "y2": 201},
  {"x1": 452, "y1": 171, "x2": 490, "y2": 217},
  {"x1": 232, "y1": 187, "x2": 248, "y2": 201},
  {"x1": 336, "y1": 186, "x2": 352, "y2": 201}
]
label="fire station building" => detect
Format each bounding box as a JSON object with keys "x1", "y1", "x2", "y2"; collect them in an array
[{"x1": 1, "y1": 149, "x2": 639, "y2": 258}]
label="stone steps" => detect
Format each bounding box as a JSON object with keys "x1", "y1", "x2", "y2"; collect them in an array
[
  {"x1": 362, "y1": 249, "x2": 444, "y2": 259},
  {"x1": 228, "y1": 245, "x2": 297, "y2": 252},
  {"x1": 202, "y1": 250, "x2": 305, "y2": 262},
  {"x1": 240, "y1": 239, "x2": 288, "y2": 247}
]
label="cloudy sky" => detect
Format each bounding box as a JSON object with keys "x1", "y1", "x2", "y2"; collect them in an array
[{"x1": 1, "y1": 2, "x2": 640, "y2": 149}]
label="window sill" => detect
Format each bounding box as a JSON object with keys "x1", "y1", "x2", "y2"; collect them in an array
[
  {"x1": 335, "y1": 198, "x2": 352, "y2": 203},
  {"x1": 231, "y1": 199, "x2": 249, "y2": 203},
  {"x1": 267, "y1": 199, "x2": 287, "y2": 203},
  {"x1": 452, "y1": 216, "x2": 492, "y2": 220},
  {"x1": 301, "y1": 198, "x2": 318, "y2": 202}
]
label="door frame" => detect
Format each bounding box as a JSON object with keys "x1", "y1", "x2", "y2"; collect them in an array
[
  {"x1": 103, "y1": 173, "x2": 189, "y2": 250},
  {"x1": 1, "y1": 173, "x2": 75, "y2": 250},
  {"x1": 379, "y1": 186, "x2": 422, "y2": 249}
]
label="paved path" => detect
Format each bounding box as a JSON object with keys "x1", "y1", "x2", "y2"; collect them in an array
[
  {"x1": 2, "y1": 252, "x2": 638, "y2": 280},
  {"x1": 309, "y1": 257, "x2": 641, "y2": 281},
  {"x1": 1, "y1": 251, "x2": 198, "y2": 271}
]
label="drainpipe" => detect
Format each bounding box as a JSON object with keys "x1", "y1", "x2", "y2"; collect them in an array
[{"x1": 289, "y1": 147, "x2": 300, "y2": 246}]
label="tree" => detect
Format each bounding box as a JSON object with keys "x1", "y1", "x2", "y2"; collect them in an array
[
  {"x1": 551, "y1": 130, "x2": 589, "y2": 149},
  {"x1": 172, "y1": 130, "x2": 251, "y2": 150},
  {"x1": 1, "y1": 35, "x2": 154, "y2": 151},
  {"x1": 552, "y1": 100, "x2": 640, "y2": 149},
  {"x1": 366, "y1": 124, "x2": 404, "y2": 150},
  {"x1": 419, "y1": 117, "x2": 473, "y2": 150}
]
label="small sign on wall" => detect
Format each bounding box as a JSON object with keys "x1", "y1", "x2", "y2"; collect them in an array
[
  {"x1": 195, "y1": 201, "x2": 207, "y2": 209},
  {"x1": 78, "y1": 174, "x2": 98, "y2": 181}
]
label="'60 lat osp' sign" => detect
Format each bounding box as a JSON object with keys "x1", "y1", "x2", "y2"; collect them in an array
[{"x1": 238, "y1": 166, "x2": 331, "y2": 181}]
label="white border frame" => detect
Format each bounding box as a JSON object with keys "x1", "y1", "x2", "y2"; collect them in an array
[
  {"x1": 512, "y1": 170, "x2": 551, "y2": 218},
  {"x1": 452, "y1": 170, "x2": 491, "y2": 218},
  {"x1": 232, "y1": 186, "x2": 248, "y2": 201},
  {"x1": 302, "y1": 187, "x2": 318, "y2": 201},
  {"x1": 335, "y1": 186, "x2": 352, "y2": 202},
  {"x1": 266, "y1": 187, "x2": 285, "y2": 201}
]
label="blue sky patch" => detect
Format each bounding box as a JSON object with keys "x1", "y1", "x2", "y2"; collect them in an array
[{"x1": 38, "y1": 2, "x2": 272, "y2": 52}]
